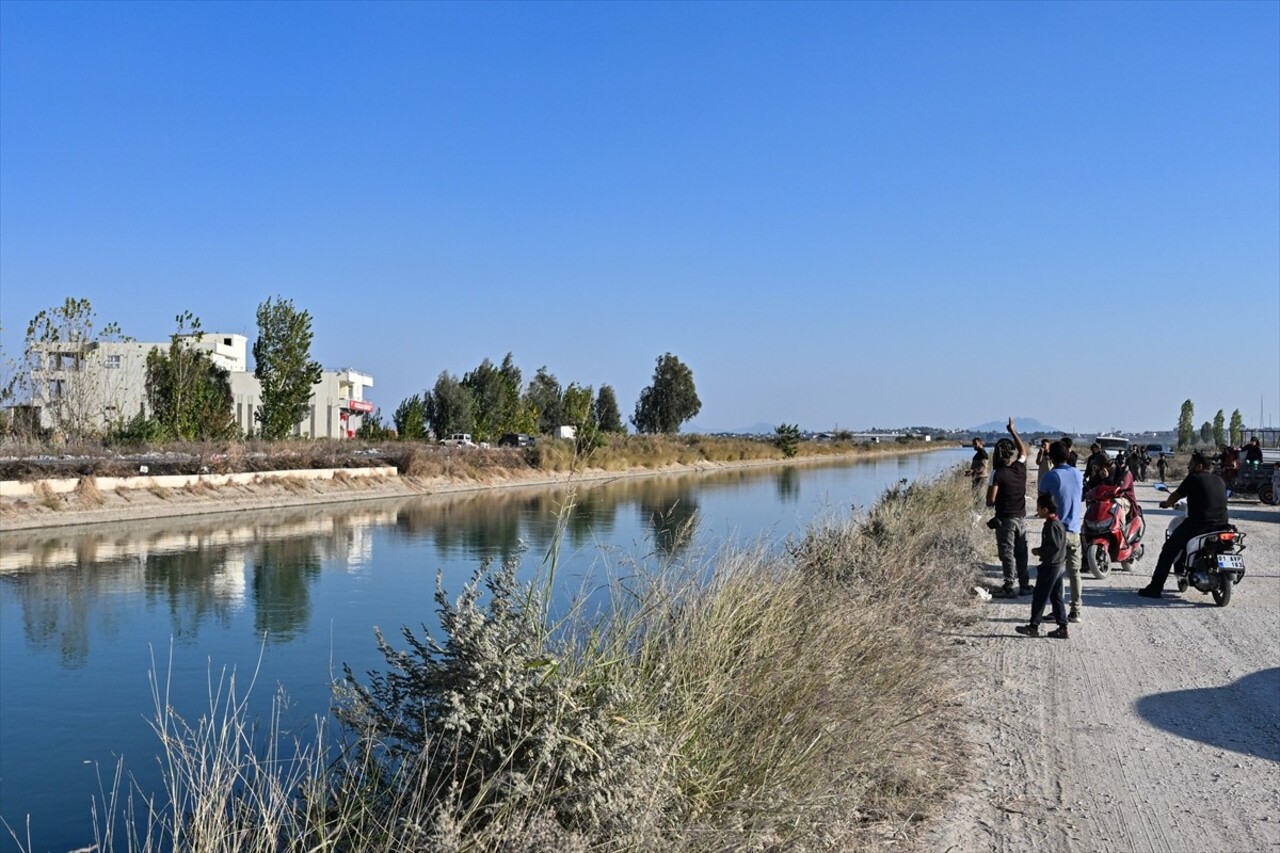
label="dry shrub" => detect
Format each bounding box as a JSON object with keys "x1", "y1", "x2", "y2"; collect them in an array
[
  {"x1": 35, "y1": 481, "x2": 61, "y2": 510},
  {"x1": 115, "y1": 485, "x2": 133, "y2": 502},
  {"x1": 148, "y1": 484, "x2": 170, "y2": 500},
  {"x1": 75, "y1": 475, "x2": 104, "y2": 507},
  {"x1": 278, "y1": 475, "x2": 313, "y2": 494},
  {"x1": 185, "y1": 479, "x2": 216, "y2": 497}
]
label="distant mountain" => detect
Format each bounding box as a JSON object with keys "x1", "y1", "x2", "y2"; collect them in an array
[
  {"x1": 969, "y1": 417, "x2": 1062, "y2": 434},
  {"x1": 685, "y1": 421, "x2": 775, "y2": 436}
]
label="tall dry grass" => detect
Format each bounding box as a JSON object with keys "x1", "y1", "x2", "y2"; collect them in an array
[{"x1": 73, "y1": 474, "x2": 984, "y2": 852}]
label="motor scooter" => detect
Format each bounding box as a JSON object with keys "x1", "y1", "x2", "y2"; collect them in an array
[
  {"x1": 1081, "y1": 482, "x2": 1145, "y2": 578},
  {"x1": 1153, "y1": 483, "x2": 1247, "y2": 606}
]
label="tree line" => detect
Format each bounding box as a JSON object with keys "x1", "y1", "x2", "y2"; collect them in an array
[
  {"x1": 374, "y1": 351, "x2": 702, "y2": 444},
  {"x1": 1176, "y1": 399, "x2": 1247, "y2": 449},
  {"x1": 1, "y1": 296, "x2": 704, "y2": 444}
]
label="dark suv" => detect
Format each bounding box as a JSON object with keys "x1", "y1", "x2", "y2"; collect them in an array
[{"x1": 497, "y1": 433, "x2": 535, "y2": 448}]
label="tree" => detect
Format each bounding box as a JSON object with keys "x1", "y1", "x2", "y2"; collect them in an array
[
  {"x1": 1213, "y1": 410, "x2": 1225, "y2": 447},
  {"x1": 632, "y1": 353, "x2": 701, "y2": 435},
  {"x1": 774, "y1": 423, "x2": 800, "y2": 458},
  {"x1": 562, "y1": 383, "x2": 594, "y2": 430},
  {"x1": 145, "y1": 312, "x2": 236, "y2": 440},
  {"x1": 253, "y1": 297, "x2": 323, "y2": 440},
  {"x1": 356, "y1": 407, "x2": 390, "y2": 440},
  {"x1": 462, "y1": 353, "x2": 522, "y2": 442},
  {"x1": 425, "y1": 371, "x2": 473, "y2": 439},
  {"x1": 1199, "y1": 421, "x2": 1213, "y2": 444},
  {"x1": 18, "y1": 297, "x2": 131, "y2": 438},
  {"x1": 393, "y1": 394, "x2": 428, "y2": 440},
  {"x1": 1177, "y1": 400, "x2": 1195, "y2": 449},
  {"x1": 594, "y1": 384, "x2": 625, "y2": 434},
  {"x1": 1229, "y1": 410, "x2": 1244, "y2": 446},
  {"x1": 523, "y1": 367, "x2": 563, "y2": 435}
]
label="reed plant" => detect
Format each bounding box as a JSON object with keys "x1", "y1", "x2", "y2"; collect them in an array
[{"x1": 76, "y1": 473, "x2": 983, "y2": 852}]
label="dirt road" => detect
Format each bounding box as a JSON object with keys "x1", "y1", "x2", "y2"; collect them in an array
[{"x1": 925, "y1": 480, "x2": 1280, "y2": 853}]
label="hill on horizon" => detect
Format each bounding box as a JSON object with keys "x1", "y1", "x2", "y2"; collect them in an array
[{"x1": 969, "y1": 417, "x2": 1062, "y2": 434}]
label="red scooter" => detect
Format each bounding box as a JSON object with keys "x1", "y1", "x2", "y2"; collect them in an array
[{"x1": 1081, "y1": 483, "x2": 1145, "y2": 578}]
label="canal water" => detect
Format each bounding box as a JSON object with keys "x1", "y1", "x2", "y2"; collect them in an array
[{"x1": 0, "y1": 448, "x2": 965, "y2": 851}]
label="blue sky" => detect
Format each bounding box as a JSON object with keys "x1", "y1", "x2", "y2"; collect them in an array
[{"x1": 2, "y1": 1, "x2": 1277, "y2": 434}]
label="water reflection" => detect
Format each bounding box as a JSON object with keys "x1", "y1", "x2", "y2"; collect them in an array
[{"x1": 776, "y1": 467, "x2": 800, "y2": 502}]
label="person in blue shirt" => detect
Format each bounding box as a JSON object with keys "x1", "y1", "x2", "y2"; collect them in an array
[{"x1": 1038, "y1": 440, "x2": 1084, "y2": 622}]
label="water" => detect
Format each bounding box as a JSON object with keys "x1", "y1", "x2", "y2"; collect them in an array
[{"x1": 0, "y1": 448, "x2": 964, "y2": 851}]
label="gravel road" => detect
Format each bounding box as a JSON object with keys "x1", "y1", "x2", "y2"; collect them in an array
[{"x1": 924, "y1": 478, "x2": 1280, "y2": 853}]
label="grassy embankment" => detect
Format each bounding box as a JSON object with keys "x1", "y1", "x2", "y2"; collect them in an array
[{"x1": 64, "y1": 468, "x2": 985, "y2": 853}]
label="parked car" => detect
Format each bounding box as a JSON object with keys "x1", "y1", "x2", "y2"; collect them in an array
[
  {"x1": 497, "y1": 433, "x2": 535, "y2": 448},
  {"x1": 440, "y1": 433, "x2": 477, "y2": 448},
  {"x1": 1144, "y1": 443, "x2": 1174, "y2": 458}
]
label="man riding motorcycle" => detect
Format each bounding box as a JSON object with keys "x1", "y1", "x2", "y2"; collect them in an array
[{"x1": 1138, "y1": 451, "x2": 1230, "y2": 600}]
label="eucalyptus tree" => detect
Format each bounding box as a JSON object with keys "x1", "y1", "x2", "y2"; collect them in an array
[
  {"x1": 253, "y1": 297, "x2": 322, "y2": 440},
  {"x1": 523, "y1": 367, "x2": 563, "y2": 435},
  {"x1": 632, "y1": 353, "x2": 701, "y2": 435},
  {"x1": 425, "y1": 371, "x2": 473, "y2": 438},
  {"x1": 594, "y1": 384, "x2": 624, "y2": 434}
]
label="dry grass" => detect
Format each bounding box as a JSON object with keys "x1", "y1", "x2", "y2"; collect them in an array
[
  {"x1": 183, "y1": 479, "x2": 216, "y2": 497},
  {"x1": 148, "y1": 484, "x2": 170, "y2": 501},
  {"x1": 74, "y1": 475, "x2": 104, "y2": 508},
  {"x1": 79, "y1": 474, "x2": 985, "y2": 852},
  {"x1": 276, "y1": 475, "x2": 313, "y2": 494},
  {"x1": 34, "y1": 481, "x2": 61, "y2": 510}
]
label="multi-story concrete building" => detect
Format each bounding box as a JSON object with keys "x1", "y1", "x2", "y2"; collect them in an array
[{"x1": 24, "y1": 333, "x2": 374, "y2": 438}]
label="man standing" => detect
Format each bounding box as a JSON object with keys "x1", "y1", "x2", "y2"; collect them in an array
[
  {"x1": 1039, "y1": 440, "x2": 1085, "y2": 621},
  {"x1": 968, "y1": 438, "x2": 990, "y2": 489},
  {"x1": 1156, "y1": 453, "x2": 1169, "y2": 483},
  {"x1": 1139, "y1": 452, "x2": 1229, "y2": 599},
  {"x1": 988, "y1": 418, "x2": 1031, "y2": 597}
]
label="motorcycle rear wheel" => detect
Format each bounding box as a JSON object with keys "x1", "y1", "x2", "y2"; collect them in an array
[
  {"x1": 1211, "y1": 573, "x2": 1233, "y2": 607},
  {"x1": 1084, "y1": 542, "x2": 1110, "y2": 579}
]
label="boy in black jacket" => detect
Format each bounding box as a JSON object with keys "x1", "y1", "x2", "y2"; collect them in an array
[{"x1": 1015, "y1": 493, "x2": 1070, "y2": 639}]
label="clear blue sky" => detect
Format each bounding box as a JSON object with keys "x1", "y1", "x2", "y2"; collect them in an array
[{"x1": 2, "y1": 1, "x2": 1277, "y2": 434}]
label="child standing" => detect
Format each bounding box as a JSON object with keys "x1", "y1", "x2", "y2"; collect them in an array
[{"x1": 1015, "y1": 493, "x2": 1070, "y2": 639}]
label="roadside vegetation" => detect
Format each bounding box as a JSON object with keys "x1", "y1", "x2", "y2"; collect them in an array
[
  {"x1": 0, "y1": 432, "x2": 940, "y2": 482},
  {"x1": 53, "y1": 472, "x2": 984, "y2": 852}
]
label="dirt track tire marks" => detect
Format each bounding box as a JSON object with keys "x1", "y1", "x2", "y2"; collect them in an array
[{"x1": 925, "y1": 483, "x2": 1280, "y2": 853}]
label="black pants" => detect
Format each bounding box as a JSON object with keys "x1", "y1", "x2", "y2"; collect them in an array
[
  {"x1": 1029, "y1": 561, "x2": 1067, "y2": 628},
  {"x1": 1149, "y1": 520, "x2": 1221, "y2": 590}
]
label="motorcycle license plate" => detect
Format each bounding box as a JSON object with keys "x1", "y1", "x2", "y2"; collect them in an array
[{"x1": 1217, "y1": 554, "x2": 1245, "y2": 570}]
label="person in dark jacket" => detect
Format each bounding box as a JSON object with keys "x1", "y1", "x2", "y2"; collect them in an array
[
  {"x1": 1015, "y1": 492, "x2": 1070, "y2": 639},
  {"x1": 1139, "y1": 452, "x2": 1230, "y2": 599},
  {"x1": 987, "y1": 418, "x2": 1030, "y2": 597}
]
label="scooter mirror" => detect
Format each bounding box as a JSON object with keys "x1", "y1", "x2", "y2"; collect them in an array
[{"x1": 1153, "y1": 482, "x2": 1169, "y2": 492}]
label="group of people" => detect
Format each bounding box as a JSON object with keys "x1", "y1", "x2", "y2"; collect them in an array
[
  {"x1": 965, "y1": 421, "x2": 1235, "y2": 639},
  {"x1": 1217, "y1": 437, "x2": 1264, "y2": 489}
]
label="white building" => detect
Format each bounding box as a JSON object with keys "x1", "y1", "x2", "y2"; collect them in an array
[{"x1": 24, "y1": 333, "x2": 374, "y2": 439}]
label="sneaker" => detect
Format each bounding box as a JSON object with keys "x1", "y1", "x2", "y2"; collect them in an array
[
  {"x1": 995, "y1": 585, "x2": 1018, "y2": 599},
  {"x1": 1068, "y1": 608, "x2": 1081, "y2": 623},
  {"x1": 1137, "y1": 587, "x2": 1163, "y2": 599},
  {"x1": 1018, "y1": 586, "x2": 1034, "y2": 596},
  {"x1": 1014, "y1": 624, "x2": 1041, "y2": 637},
  {"x1": 1047, "y1": 626, "x2": 1070, "y2": 640}
]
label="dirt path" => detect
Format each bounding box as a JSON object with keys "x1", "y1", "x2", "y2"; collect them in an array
[{"x1": 924, "y1": 480, "x2": 1280, "y2": 853}]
